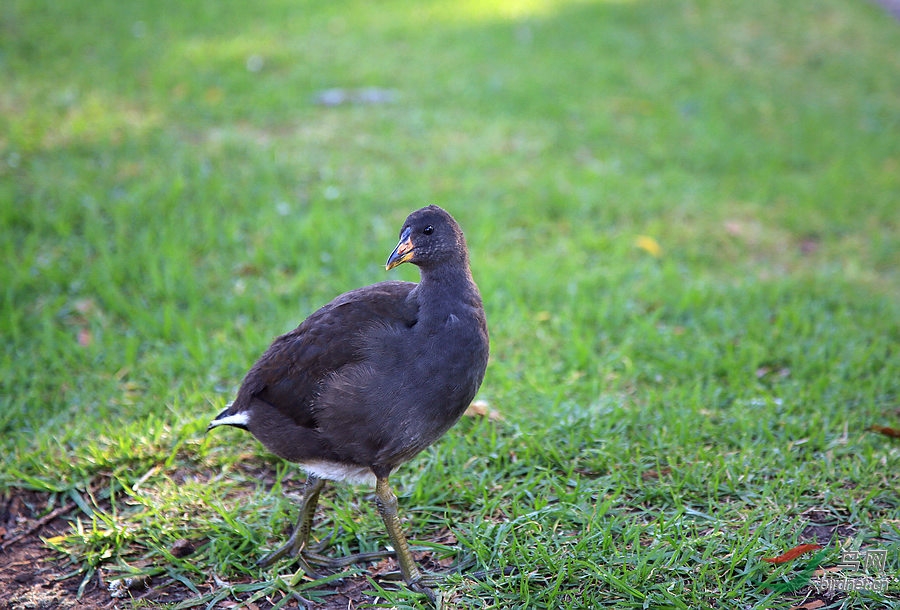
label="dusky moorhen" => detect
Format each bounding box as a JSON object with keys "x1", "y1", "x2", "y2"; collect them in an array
[{"x1": 208, "y1": 205, "x2": 489, "y2": 598}]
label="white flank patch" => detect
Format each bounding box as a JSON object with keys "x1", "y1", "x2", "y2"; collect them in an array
[
  {"x1": 208, "y1": 412, "x2": 250, "y2": 428},
  {"x1": 302, "y1": 461, "x2": 377, "y2": 485}
]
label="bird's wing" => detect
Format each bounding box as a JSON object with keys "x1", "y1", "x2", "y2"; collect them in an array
[{"x1": 230, "y1": 281, "x2": 417, "y2": 428}]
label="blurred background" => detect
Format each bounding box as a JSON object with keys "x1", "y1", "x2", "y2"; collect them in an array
[
  {"x1": 2, "y1": 0, "x2": 898, "y2": 607},
  {"x1": 4, "y1": 0, "x2": 897, "y2": 429}
]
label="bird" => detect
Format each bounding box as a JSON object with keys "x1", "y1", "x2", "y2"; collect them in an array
[{"x1": 208, "y1": 205, "x2": 489, "y2": 599}]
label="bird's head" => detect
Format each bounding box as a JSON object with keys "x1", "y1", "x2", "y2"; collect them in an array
[{"x1": 386, "y1": 205, "x2": 467, "y2": 272}]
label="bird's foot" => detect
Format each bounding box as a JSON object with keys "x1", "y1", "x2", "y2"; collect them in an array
[
  {"x1": 375, "y1": 568, "x2": 448, "y2": 604},
  {"x1": 380, "y1": 556, "x2": 512, "y2": 602},
  {"x1": 257, "y1": 540, "x2": 295, "y2": 568},
  {"x1": 258, "y1": 548, "x2": 338, "y2": 580},
  {"x1": 257, "y1": 533, "x2": 328, "y2": 577},
  {"x1": 259, "y1": 535, "x2": 395, "y2": 579},
  {"x1": 409, "y1": 579, "x2": 438, "y2": 603},
  {"x1": 257, "y1": 525, "x2": 341, "y2": 568}
]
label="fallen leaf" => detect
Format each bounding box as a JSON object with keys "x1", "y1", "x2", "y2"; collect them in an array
[
  {"x1": 762, "y1": 543, "x2": 823, "y2": 564},
  {"x1": 170, "y1": 538, "x2": 195, "y2": 557},
  {"x1": 635, "y1": 235, "x2": 662, "y2": 257},
  {"x1": 724, "y1": 220, "x2": 744, "y2": 236},
  {"x1": 789, "y1": 601, "x2": 825, "y2": 610},
  {"x1": 799, "y1": 237, "x2": 820, "y2": 255},
  {"x1": 870, "y1": 425, "x2": 900, "y2": 438},
  {"x1": 465, "y1": 400, "x2": 488, "y2": 417},
  {"x1": 641, "y1": 467, "x2": 672, "y2": 480},
  {"x1": 74, "y1": 298, "x2": 97, "y2": 314},
  {"x1": 464, "y1": 399, "x2": 503, "y2": 421},
  {"x1": 204, "y1": 87, "x2": 223, "y2": 104},
  {"x1": 756, "y1": 366, "x2": 791, "y2": 380}
]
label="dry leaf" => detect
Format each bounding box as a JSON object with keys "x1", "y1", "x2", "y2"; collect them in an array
[
  {"x1": 635, "y1": 235, "x2": 662, "y2": 257},
  {"x1": 724, "y1": 220, "x2": 744, "y2": 236},
  {"x1": 170, "y1": 538, "x2": 195, "y2": 558},
  {"x1": 799, "y1": 237, "x2": 820, "y2": 255},
  {"x1": 870, "y1": 425, "x2": 900, "y2": 438},
  {"x1": 465, "y1": 400, "x2": 488, "y2": 417},
  {"x1": 641, "y1": 467, "x2": 671, "y2": 480},
  {"x1": 204, "y1": 87, "x2": 224, "y2": 104},
  {"x1": 789, "y1": 601, "x2": 825, "y2": 610},
  {"x1": 762, "y1": 544, "x2": 822, "y2": 564},
  {"x1": 464, "y1": 399, "x2": 503, "y2": 421}
]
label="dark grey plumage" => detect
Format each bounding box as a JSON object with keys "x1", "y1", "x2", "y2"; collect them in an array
[{"x1": 208, "y1": 205, "x2": 489, "y2": 598}]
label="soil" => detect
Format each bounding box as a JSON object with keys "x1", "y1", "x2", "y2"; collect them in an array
[
  {"x1": 0, "y1": 490, "x2": 110, "y2": 610},
  {"x1": 0, "y1": 489, "x2": 444, "y2": 610}
]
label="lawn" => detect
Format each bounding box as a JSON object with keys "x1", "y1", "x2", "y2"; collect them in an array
[{"x1": 1, "y1": 0, "x2": 899, "y2": 608}]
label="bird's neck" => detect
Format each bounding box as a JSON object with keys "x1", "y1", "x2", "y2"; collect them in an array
[{"x1": 415, "y1": 264, "x2": 482, "y2": 312}]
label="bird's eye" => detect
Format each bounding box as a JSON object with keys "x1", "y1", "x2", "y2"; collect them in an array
[{"x1": 423, "y1": 225, "x2": 434, "y2": 235}]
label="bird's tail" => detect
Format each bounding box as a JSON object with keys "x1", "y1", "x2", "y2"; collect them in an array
[{"x1": 207, "y1": 403, "x2": 250, "y2": 432}]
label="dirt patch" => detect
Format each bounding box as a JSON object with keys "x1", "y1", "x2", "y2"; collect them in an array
[
  {"x1": 1, "y1": 489, "x2": 453, "y2": 609},
  {"x1": 0, "y1": 490, "x2": 106, "y2": 610},
  {"x1": 799, "y1": 506, "x2": 858, "y2": 546}
]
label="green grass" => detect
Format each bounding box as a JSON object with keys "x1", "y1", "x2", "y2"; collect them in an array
[{"x1": 2, "y1": 0, "x2": 899, "y2": 607}]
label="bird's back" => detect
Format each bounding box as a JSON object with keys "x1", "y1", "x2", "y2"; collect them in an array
[
  {"x1": 314, "y1": 279, "x2": 489, "y2": 470},
  {"x1": 224, "y1": 280, "x2": 417, "y2": 425},
  {"x1": 210, "y1": 204, "x2": 489, "y2": 480}
]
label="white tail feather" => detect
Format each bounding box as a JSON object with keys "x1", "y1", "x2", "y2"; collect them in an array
[{"x1": 208, "y1": 411, "x2": 250, "y2": 429}]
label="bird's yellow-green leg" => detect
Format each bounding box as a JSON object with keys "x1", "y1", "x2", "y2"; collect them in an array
[
  {"x1": 258, "y1": 475, "x2": 394, "y2": 575},
  {"x1": 258, "y1": 475, "x2": 326, "y2": 569},
  {"x1": 374, "y1": 476, "x2": 438, "y2": 601}
]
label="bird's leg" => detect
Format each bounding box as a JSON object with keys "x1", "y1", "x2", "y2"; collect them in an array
[
  {"x1": 374, "y1": 476, "x2": 436, "y2": 601},
  {"x1": 258, "y1": 474, "x2": 394, "y2": 574},
  {"x1": 258, "y1": 475, "x2": 326, "y2": 568}
]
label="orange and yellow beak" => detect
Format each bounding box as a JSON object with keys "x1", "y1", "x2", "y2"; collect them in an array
[{"x1": 386, "y1": 227, "x2": 414, "y2": 270}]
